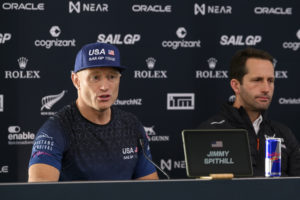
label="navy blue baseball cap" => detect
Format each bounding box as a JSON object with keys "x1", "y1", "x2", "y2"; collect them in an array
[{"x1": 74, "y1": 42, "x2": 126, "y2": 73}]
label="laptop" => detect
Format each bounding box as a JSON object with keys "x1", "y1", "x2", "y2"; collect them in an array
[{"x1": 182, "y1": 129, "x2": 253, "y2": 178}]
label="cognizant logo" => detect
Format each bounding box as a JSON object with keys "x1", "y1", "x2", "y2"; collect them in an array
[
  {"x1": 162, "y1": 27, "x2": 201, "y2": 50},
  {"x1": 34, "y1": 26, "x2": 76, "y2": 49}
]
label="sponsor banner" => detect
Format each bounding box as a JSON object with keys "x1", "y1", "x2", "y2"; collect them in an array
[
  {"x1": 4, "y1": 57, "x2": 41, "y2": 79},
  {"x1": 34, "y1": 26, "x2": 76, "y2": 49},
  {"x1": 97, "y1": 33, "x2": 141, "y2": 45},
  {"x1": 1, "y1": 2, "x2": 45, "y2": 11},
  {"x1": 69, "y1": 1, "x2": 108, "y2": 14},
  {"x1": 114, "y1": 98, "x2": 142, "y2": 106},
  {"x1": 254, "y1": 7, "x2": 292, "y2": 15},
  {"x1": 0, "y1": 94, "x2": 3, "y2": 112},
  {"x1": 282, "y1": 29, "x2": 300, "y2": 51},
  {"x1": 134, "y1": 57, "x2": 167, "y2": 79},
  {"x1": 0, "y1": 33, "x2": 11, "y2": 44},
  {"x1": 220, "y1": 35, "x2": 262, "y2": 46},
  {"x1": 278, "y1": 98, "x2": 300, "y2": 105},
  {"x1": 167, "y1": 93, "x2": 195, "y2": 110},
  {"x1": 160, "y1": 159, "x2": 186, "y2": 171},
  {"x1": 194, "y1": 3, "x2": 232, "y2": 16},
  {"x1": 162, "y1": 27, "x2": 201, "y2": 50},
  {"x1": 144, "y1": 126, "x2": 170, "y2": 142},
  {"x1": 132, "y1": 4, "x2": 172, "y2": 13},
  {"x1": 195, "y1": 57, "x2": 228, "y2": 79},
  {"x1": 40, "y1": 90, "x2": 67, "y2": 116},
  {"x1": 7, "y1": 125, "x2": 35, "y2": 145}
]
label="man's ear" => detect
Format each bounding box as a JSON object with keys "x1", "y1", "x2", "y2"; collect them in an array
[
  {"x1": 71, "y1": 72, "x2": 80, "y2": 90},
  {"x1": 230, "y1": 79, "x2": 241, "y2": 95}
]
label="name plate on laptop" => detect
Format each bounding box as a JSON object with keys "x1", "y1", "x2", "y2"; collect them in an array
[{"x1": 182, "y1": 129, "x2": 253, "y2": 178}]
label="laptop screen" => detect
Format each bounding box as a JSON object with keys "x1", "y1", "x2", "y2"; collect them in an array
[{"x1": 182, "y1": 129, "x2": 253, "y2": 178}]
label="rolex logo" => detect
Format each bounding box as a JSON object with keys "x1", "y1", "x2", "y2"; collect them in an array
[
  {"x1": 17, "y1": 57, "x2": 28, "y2": 69},
  {"x1": 207, "y1": 57, "x2": 217, "y2": 69},
  {"x1": 146, "y1": 57, "x2": 156, "y2": 69}
]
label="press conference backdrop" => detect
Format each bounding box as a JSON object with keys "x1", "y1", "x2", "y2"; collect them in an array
[{"x1": 0, "y1": 1, "x2": 299, "y2": 182}]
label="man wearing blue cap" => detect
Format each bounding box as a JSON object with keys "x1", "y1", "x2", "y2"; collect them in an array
[{"x1": 28, "y1": 42, "x2": 158, "y2": 182}]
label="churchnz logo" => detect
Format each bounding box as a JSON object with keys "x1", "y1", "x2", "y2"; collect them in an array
[
  {"x1": 282, "y1": 29, "x2": 300, "y2": 51},
  {"x1": 143, "y1": 126, "x2": 169, "y2": 142},
  {"x1": 162, "y1": 27, "x2": 201, "y2": 50},
  {"x1": 40, "y1": 90, "x2": 67, "y2": 116},
  {"x1": 134, "y1": 57, "x2": 168, "y2": 79},
  {"x1": 167, "y1": 93, "x2": 195, "y2": 110},
  {"x1": 34, "y1": 26, "x2": 76, "y2": 49},
  {"x1": 4, "y1": 57, "x2": 41, "y2": 79},
  {"x1": 7, "y1": 125, "x2": 35, "y2": 145},
  {"x1": 195, "y1": 57, "x2": 228, "y2": 79}
]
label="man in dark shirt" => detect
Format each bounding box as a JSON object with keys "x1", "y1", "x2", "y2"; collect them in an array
[
  {"x1": 198, "y1": 47, "x2": 300, "y2": 176},
  {"x1": 28, "y1": 42, "x2": 158, "y2": 181}
]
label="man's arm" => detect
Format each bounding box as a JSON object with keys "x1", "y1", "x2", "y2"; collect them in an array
[
  {"x1": 28, "y1": 163, "x2": 60, "y2": 182},
  {"x1": 136, "y1": 171, "x2": 159, "y2": 180}
]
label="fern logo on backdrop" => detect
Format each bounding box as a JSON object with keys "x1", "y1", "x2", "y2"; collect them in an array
[{"x1": 40, "y1": 90, "x2": 67, "y2": 116}]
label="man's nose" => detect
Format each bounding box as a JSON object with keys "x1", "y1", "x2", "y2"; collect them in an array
[{"x1": 99, "y1": 79, "x2": 109, "y2": 91}]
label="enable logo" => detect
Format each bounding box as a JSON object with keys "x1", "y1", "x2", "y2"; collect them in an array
[{"x1": 7, "y1": 125, "x2": 35, "y2": 145}]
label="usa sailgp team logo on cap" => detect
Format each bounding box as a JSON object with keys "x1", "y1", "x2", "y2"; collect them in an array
[{"x1": 74, "y1": 42, "x2": 126, "y2": 72}]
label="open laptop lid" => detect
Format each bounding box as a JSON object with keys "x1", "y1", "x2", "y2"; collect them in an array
[{"x1": 182, "y1": 129, "x2": 253, "y2": 178}]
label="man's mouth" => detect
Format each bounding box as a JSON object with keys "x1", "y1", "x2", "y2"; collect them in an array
[{"x1": 97, "y1": 94, "x2": 111, "y2": 101}]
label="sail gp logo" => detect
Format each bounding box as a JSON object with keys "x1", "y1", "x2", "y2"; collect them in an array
[
  {"x1": 122, "y1": 146, "x2": 138, "y2": 160},
  {"x1": 97, "y1": 33, "x2": 141, "y2": 45},
  {"x1": 41, "y1": 90, "x2": 67, "y2": 116},
  {"x1": 195, "y1": 57, "x2": 228, "y2": 79}
]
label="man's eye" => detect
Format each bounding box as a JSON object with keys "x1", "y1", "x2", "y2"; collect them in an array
[
  {"x1": 108, "y1": 74, "x2": 116, "y2": 80},
  {"x1": 91, "y1": 75, "x2": 99, "y2": 81}
]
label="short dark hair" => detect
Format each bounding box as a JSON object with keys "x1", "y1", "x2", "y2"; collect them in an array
[{"x1": 229, "y1": 47, "x2": 273, "y2": 83}]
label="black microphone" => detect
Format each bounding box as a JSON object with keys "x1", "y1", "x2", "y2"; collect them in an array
[{"x1": 139, "y1": 138, "x2": 170, "y2": 179}]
